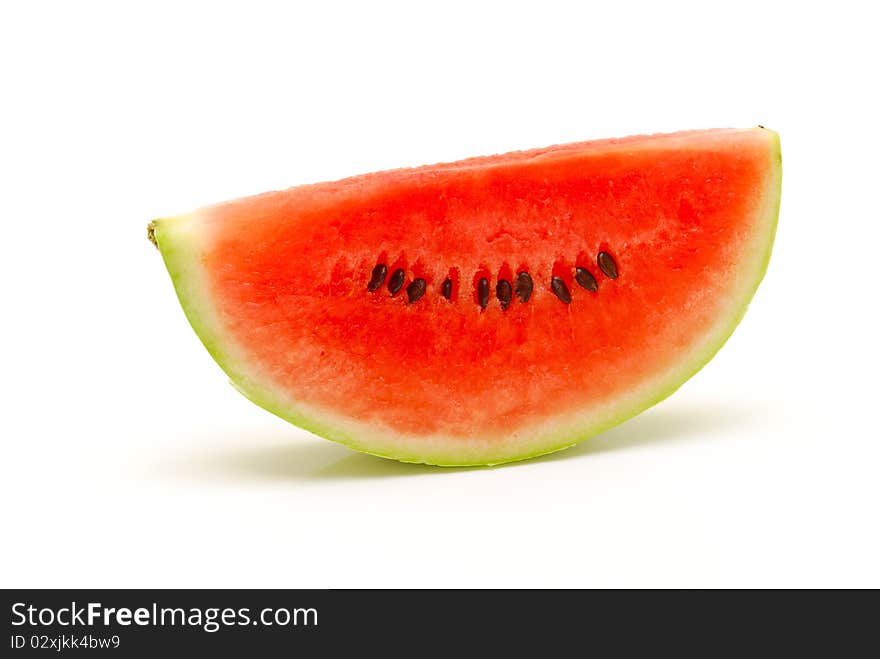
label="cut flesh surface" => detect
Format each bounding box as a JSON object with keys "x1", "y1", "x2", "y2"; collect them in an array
[{"x1": 150, "y1": 128, "x2": 781, "y2": 465}]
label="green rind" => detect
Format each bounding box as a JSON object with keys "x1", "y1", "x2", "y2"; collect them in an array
[
  {"x1": 151, "y1": 129, "x2": 781, "y2": 466},
  {"x1": 149, "y1": 215, "x2": 358, "y2": 448}
]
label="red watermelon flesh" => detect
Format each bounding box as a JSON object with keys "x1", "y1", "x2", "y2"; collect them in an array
[{"x1": 149, "y1": 128, "x2": 781, "y2": 465}]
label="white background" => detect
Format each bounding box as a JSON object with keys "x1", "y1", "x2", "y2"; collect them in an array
[{"x1": 1, "y1": 1, "x2": 878, "y2": 588}]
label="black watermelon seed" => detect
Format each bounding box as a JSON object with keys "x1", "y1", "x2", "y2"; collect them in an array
[
  {"x1": 496, "y1": 279, "x2": 513, "y2": 310},
  {"x1": 551, "y1": 276, "x2": 571, "y2": 304},
  {"x1": 575, "y1": 267, "x2": 598, "y2": 292},
  {"x1": 597, "y1": 251, "x2": 619, "y2": 279},
  {"x1": 388, "y1": 268, "x2": 406, "y2": 295},
  {"x1": 514, "y1": 272, "x2": 533, "y2": 303},
  {"x1": 367, "y1": 263, "x2": 387, "y2": 291},
  {"x1": 477, "y1": 277, "x2": 490, "y2": 309},
  {"x1": 441, "y1": 278, "x2": 453, "y2": 300},
  {"x1": 406, "y1": 278, "x2": 426, "y2": 304}
]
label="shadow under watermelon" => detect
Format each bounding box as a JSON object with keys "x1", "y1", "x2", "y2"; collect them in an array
[{"x1": 163, "y1": 400, "x2": 768, "y2": 483}]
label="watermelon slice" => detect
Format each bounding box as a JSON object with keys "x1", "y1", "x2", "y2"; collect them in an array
[{"x1": 149, "y1": 128, "x2": 781, "y2": 465}]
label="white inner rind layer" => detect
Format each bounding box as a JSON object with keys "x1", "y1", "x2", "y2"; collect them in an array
[{"x1": 151, "y1": 129, "x2": 781, "y2": 466}]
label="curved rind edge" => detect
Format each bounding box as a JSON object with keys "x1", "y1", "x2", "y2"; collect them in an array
[{"x1": 151, "y1": 129, "x2": 782, "y2": 466}]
